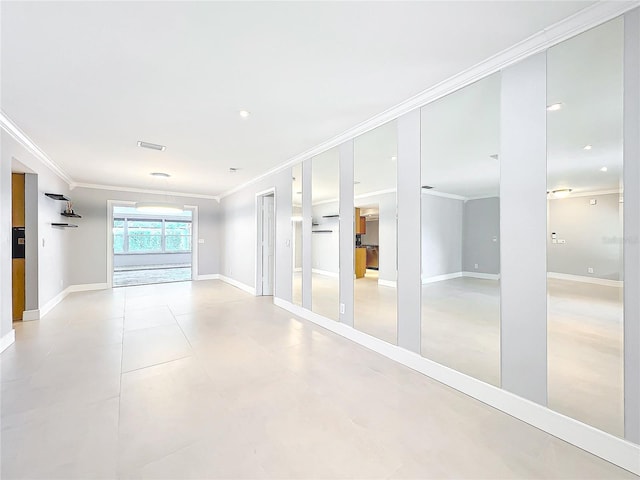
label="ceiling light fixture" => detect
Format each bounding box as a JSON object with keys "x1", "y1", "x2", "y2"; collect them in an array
[
  {"x1": 551, "y1": 188, "x2": 572, "y2": 198},
  {"x1": 137, "y1": 141, "x2": 166, "y2": 151},
  {"x1": 600, "y1": 166, "x2": 608, "y2": 172},
  {"x1": 150, "y1": 172, "x2": 171, "y2": 178},
  {"x1": 391, "y1": 156, "x2": 397, "y2": 161},
  {"x1": 584, "y1": 144, "x2": 593, "y2": 150},
  {"x1": 547, "y1": 103, "x2": 563, "y2": 112},
  {"x1": 239, "y1": 110, "x2": 251, "y2": 118}
]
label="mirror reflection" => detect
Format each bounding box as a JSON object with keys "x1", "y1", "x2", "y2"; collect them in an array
[
  {"x1": 546, "y1": 17, "x2": 624, "y2": 437},
  {"x1": 420, "y1": 73, "x2": 501, "y2": 386},
  {"x1": 353, "y1": 121, "x2": 398, "y2": 344},
  {"x1": 311, "y1": 148, "x2": 340, "y2": 321},
  {"x1": 292, "y1": 163, "x2": 302, "y2": 306}
]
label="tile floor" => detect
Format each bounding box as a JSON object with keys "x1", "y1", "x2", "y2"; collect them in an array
[
  {"x1": 293, "y1": 272, "x2": 624, "y2": 438},
  {"x1": 1, "y1": 280, "x2": 634, "y2": 479}
]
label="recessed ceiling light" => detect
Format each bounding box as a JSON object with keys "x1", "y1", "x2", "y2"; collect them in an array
[
  {"x1": 547, "y1": 103, "x2": 563, "y2": 112},
  {"x1": 584, "y1": 144, "x2": 593, "y2": 150},
  {"x1": 239, "y1": 110, "x2": 251, "y2": 118},
  {"x1": 391, "y1": 156, "x2": 397, "y2": 161},
  {"x1": 551, "y1": 188, "x2": 572, "y2": 198},
  {"x1": 137, "y1": 141, "x2": 166, "y2": 151},
  {"x1": 150, "y1": 172, "x2": 170, "y2": 178},
  {"x1": 600, "y1": 166, "x2": 608, "y2": 172}
]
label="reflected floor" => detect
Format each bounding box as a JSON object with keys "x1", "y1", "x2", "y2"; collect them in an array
[
  {"x1": 294, "y1": 273, "x2": 623, "y2": 438},
  {"x1": 114, "y1": 266, "x2": 192, "y2": 287},
  {"x1": 1, "y1": 280, "x2": 632, "y2": 479}
]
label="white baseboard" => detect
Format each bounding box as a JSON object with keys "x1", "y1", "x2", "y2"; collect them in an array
[
  {"x1": 272, "y1": 297, "x2": 640, "y2": 476},
  {"x1": 462, "y1": 271, "x2": 501, "y2": 280},
  {"x1": 422, "y1": 272, "x2": 462, "y2": 284},
  {"x1": 378, "y1": 279, "x2": 397, "y2": 288},
  {"x1": 0, "y1": 329, "x2": 16, "y2": 354},
  {"x1": 40, "y1": 283, "x2": 108, "y2": 318},
  {"x1": 219, "y1": 275, "x2": 256, "y2": 295},
  {"x1": 548, "y1": 272, "x2": 623, "y2": 288},
  {"x1": 22, "y1": 309, "x2": 40, "y2": 322},
  {"x1": 68, "y1": 283, "x2": 108, "y2": 293},
  {"x1": 311, "y1": 268, "x2": 339, "y2": 278},
  {"x1": 196, "y1": 274, "x2": 220, "y2": 281}
]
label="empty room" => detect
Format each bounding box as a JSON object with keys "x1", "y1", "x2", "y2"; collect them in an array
[{"x1": 1, "y1": 1, "x2": 640, "y2": 479}]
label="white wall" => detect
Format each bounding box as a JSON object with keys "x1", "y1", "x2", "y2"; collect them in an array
[
  {"x1": 421, "y1": 193, "x2": 463, "y2": 279},
  {"x1": 547, "y1": 193, "x2": 623, "y2": 280},
  {"x1": 462, "y1": 197, "x2": 500, "y2": 275},
  {"x1": 1, "y1": 131, "x2": 72, "y2": 324},
  {"x1": 220, "y1": 168, "x2": 292, "y2": 299},
  {"x1": 311, "y1": 201, "x2": 339, "y2": 274},
  {"x1": 67, "y1": 187, "x2": 220, "y2": 285},
  {"x1": 361, "y1": 219, "x2": 379, "y2": 245}
]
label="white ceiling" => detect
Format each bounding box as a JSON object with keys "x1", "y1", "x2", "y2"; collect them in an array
[{"x1": 1, "y1": 1, "x2": 598, "y2": 197}]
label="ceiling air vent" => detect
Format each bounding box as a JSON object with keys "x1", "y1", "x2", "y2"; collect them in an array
[{"x1": 137, "y1": 141, "x2": 166, "y2": 151}]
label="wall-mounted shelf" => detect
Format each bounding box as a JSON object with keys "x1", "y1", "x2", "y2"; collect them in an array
[
  {"x1": 61, "y1": 212, "x2": 82, "y2": 218},
  {"x1": 52, "y1": 223, "x2": 78, "y2": 228},
  {"x1": 45, "y1": 193, "x2": 70, "y2": 201},
  {"x1": 312, "y1": 230, "x2": 333, "y2": 233}
]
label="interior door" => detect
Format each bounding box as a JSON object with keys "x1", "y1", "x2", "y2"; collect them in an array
[{"x1": 262, "y1": 195, "x2": 275, "y2": 296}]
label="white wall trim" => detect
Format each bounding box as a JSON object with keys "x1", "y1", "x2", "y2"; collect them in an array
[
  {"x1": 354, "y1": 188, "x2": 397, "y2": 201},
  {"x1": 73, "y1": 183, "x2": 218, "y2": 201},
  {"x1": 462, "y1": 271, "x2": 501, "y2": 281},
  {"x1": 548, "y1": 189, "x2": 622, "y2": 200},
  {"x1": 422, "y1": 272, "x2": 463, "y2": 284},
  {"x1": 218, "y1": 1, "x2": 640, "y2": 201},
  {"x1": 22, "y1": 309, "x2": 40, "y2": 322},
  {"x1": 196, "y1": 274, "x2": 220, "y2": 281},
  {"x1": 312, "y1": 268, "x2": 339, "y2": 278},
  {"x1": 219, "y1": 275, "x2": 256, "y2": 296},
  {"x1": 68, "y1": 283, "x2": 108, "y2": 293},
  {"x1": 272, "y1": 296, "x2": 640, "y2": 476},
  {"x1": 39, "y1": 283, "x2": 108, "y2": 318},
  {"x1": 421, "y1": 189, "x2": 467, "y2": 201},
  {"x1": 377, "y1": 279, "x2": 397, "y2": 288},
  {"x1": 548, "y1": 272, "x2": 623, "y2": 287},
  {"x1": 0, "y1": 329, "x2": 16, "y2": 354},
  {"x1": 0, "y1": 110, "x2": 74, "y2": 185}
]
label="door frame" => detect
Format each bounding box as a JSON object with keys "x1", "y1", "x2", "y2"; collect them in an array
[
  {"x1": 255, "y1": 187, "x2": 276, "y2": 296},
  {"x1": 106, "y1": 200, "x2": 199, "y2": 288}
]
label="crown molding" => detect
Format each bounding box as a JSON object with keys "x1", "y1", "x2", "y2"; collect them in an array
[
  {"x1": 219, "y1": 0, "x2": 640, "y2": 201},
  {"x1": 71, "y1": 182, "x2": 219, "y2": 201},
  {"x1": 0, "y1": 110, "x2": 74, "y2": 185},
  {"x1": 421, "y1": 189, "x2": 468, "y2": 201}
]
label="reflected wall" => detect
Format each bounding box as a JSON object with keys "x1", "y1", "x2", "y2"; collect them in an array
[
  {"x1": 353, "y1": 121, "x2": 398, "y2": 344},
  {"x1": 420, "y1": 73, "x2": 501, "y2": 386},
  {"x1": 311, "y1": 148, "x2": 340, "y2": 321},
  {"x1": 546, "y1": 17, "x2": 624, "y2": 437},
  {"x1": 292, "y1": 163, "x2": 302, "y2": 306}
]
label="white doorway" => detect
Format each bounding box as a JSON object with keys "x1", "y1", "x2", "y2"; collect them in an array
[{"x1": 256, "y1": 190, "x2": 276, "y2": 296}]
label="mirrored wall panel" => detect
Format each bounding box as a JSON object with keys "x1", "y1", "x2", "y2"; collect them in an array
[
  {"x1": 353, "y1": 121, "x2": 397, "y2": 344},
  {"x1": 311, "y1": 148, "x2": 340, "y2": 321},
  {"x1": 420, "y1": 73, "x2": 501, "y2": 386},
  {"x1": 292, "y1": 163, "x2": 303, "y2": 306},
  {"x1": 546, "y1": 17, "x2": 624, "y2": 437}
]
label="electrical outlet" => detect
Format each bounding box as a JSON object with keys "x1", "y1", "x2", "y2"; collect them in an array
[
  {"x1": 340, "y1": 303, "x2": 345, "y2": 314},
  {"x1": 474, "y1": 263, "x2": 479, "y2": 269},
  {"x1": 588, "y1": 267, "x2": 594, "y2": 274},
  {"x1": 198, "y1": 238, "x2": 205, "y2": 244}
]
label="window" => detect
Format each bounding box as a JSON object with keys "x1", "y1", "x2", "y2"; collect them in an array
[{"x1": 113, "y1": 217, "x2": 192, "y2": 254}]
